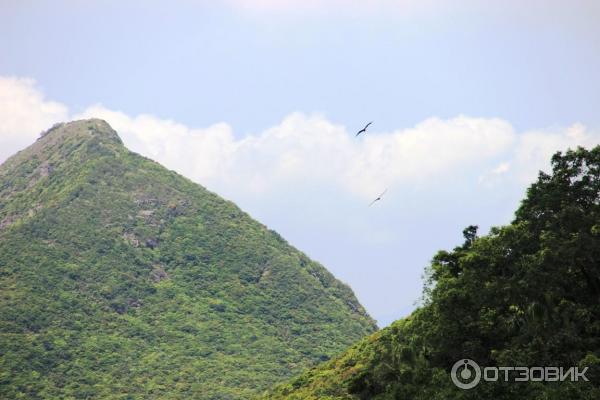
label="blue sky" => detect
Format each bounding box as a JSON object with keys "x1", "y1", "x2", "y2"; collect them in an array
[{"x1": 1, "y1": 0, "x2": 600, "y2": 326}]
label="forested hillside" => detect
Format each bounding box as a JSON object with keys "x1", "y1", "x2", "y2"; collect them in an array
[
  {"x1": 0, "y1": 119, "x2": 377, "y2": 399},
  {"x1": 264, "y1": 146, "x2": 600, "y2": 399}
]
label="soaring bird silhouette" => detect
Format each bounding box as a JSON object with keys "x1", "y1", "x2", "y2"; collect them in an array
[
  {"x1": 355, "y1": 122, "x2": 373, "y2": 137},
  {"x1": 369, "y1": 189, "x2": 388, "y2": 206}
]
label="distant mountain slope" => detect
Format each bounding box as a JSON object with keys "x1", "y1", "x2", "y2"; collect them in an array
[
  {"x1": 264, "y1": 147, "x2": 600, "y2": 399},
  {"x1": 0, "y1": 119, "x2": 376, "y2": 399}
]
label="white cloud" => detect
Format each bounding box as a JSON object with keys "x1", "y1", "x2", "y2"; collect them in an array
[
  {"x1": 74, "y1": 108, "x2": 518, "y2": 199},
  {"x1": 1, "y1": 76, "x2": 598, "y2": 202},
  {"x1": 512, "y1": 123, "x2": 599, "y2": 183},
  {"x1": 492, "y1": 162, "x2": 511, "y2": 175},
  {"x1": 0, "y1": 77, "x2": 68, "y2": 162},
  {"x1": 344, "y1": 116, "x2": 516, "y2": 196}
]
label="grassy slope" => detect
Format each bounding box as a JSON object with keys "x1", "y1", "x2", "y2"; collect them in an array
[
  {"x1": 264, "y1": 147, "x2": 600, "y2": 400},
  {"x1": 0, "y1": 120, "x2": 376, "y2": 399}
]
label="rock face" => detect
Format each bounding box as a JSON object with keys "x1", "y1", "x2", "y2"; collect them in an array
[{"x1": 0, "y1": 119, "x2": 377, "y2": 399}]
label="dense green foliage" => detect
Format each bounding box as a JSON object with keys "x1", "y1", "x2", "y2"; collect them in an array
[
  {"x1": 0, "y1": 120, "x2": 376, "y2": 399},
  {"x1": 264, "y1": 146, "x2": 600, "y2": 399}
]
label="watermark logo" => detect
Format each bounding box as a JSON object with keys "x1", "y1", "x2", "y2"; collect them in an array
[
  {"x1": 451, "y1": 359, "x2": 481, "y2": 389},
  {"x1": 451, "y1": 359, "x2": 589, "y2": 389}
]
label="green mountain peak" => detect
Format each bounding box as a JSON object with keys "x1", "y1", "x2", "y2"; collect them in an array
[
  {"x1": 1, "y1": 119, "x2": 122, "y2": 180},
  {"x1": 0, "y1": 120, "x2": 376, "y2": 399},
  {"x1": 40, "y1": 118, "x2": 123, "y2": 145}
]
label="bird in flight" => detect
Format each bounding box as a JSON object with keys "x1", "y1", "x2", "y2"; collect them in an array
[
  {"x1": 369, "y1": 189, "x2": 388, "y2": 206},
  {"x1": 355, "y1": 121, "x2": 373, "y2": 137}
]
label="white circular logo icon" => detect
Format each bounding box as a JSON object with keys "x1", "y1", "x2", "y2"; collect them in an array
[{"x1": 451, "y1": 359, "x2": 481, "y2": 389}]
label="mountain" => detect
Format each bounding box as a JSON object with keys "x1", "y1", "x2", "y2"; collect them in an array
[
  {"x1": 264, "y1": 146, "x2": 600, "y2": 399},
  {"x1": 0, "y1": 119, "x2": 376, "y2": 399}
]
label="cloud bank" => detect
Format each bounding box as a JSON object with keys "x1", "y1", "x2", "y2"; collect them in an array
[{"x1": 2, "y1": 76, "x2": 598, "y2": 203}]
